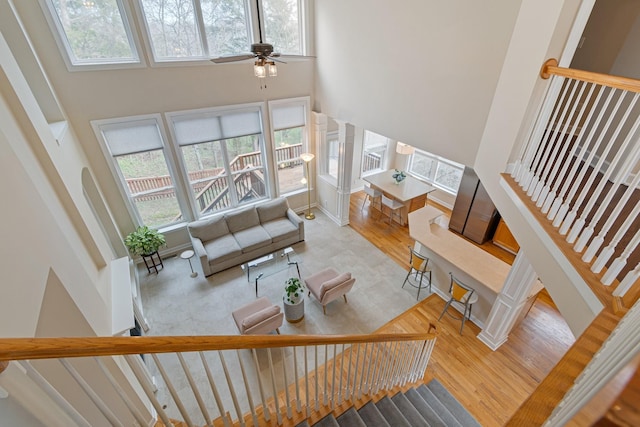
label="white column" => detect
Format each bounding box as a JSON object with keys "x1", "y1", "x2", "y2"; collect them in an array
[
  {"x1": 478, "y1": 251, "x2": 539, "y2": 350},
  {"x1": 336, "y1": 121, "x2": 355, "y2": 226}
]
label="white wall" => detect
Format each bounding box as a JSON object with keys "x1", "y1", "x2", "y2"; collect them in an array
[
  {"x1": 611, "y1": 10, "x2": 640, "y2": 79},
  {"x1": 313, "y1": 0, "x2": 523, "y2": 168}
]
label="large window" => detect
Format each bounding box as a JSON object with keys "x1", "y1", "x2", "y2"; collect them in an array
[
  {"x1": 361, "y1": 130, "x2": 389, "y2": 176},
  {"x1": 262, "y1": 0, "x2": 302, "y2": 55},
  {"x1": 95, "y1": 118, "x2": 182, "y2": 228},
  {"x1": 138, "y1": 0, "x2": 304, "y2": 62},
  {"x1": 408, "y1": 149, "x2": 464, "y2": 194},
  {"x1": 41, "y1": 0, "x2": 140, "y2": 67},
  {"x1": 169, "y1": 107, "x2": 268, "y2": 216},
  {"x1": 269, "y1": 98, "x2": 309, "y2": 195}
]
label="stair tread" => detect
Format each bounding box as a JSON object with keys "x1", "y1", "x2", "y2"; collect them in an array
[
  {"x1": 390, "y1": 391, "x2": 429, "y2": 427},
  {"x1": 404, "y1": 388, "x2": 447, "y2": 427},
  {"x1": 357, "y1": 401, "x2": 391, "y2": 427},
  {"x1": 336, "y1": 407, "x2": 366, "y2": 427},
  {"x1": 313, "y1": 414, "x2": 339, "y2": 427},
  {"x1": 294, "y1": 421, "x2": 310, "y2": 427},
  {"x1": 417, "y1": 384, "x2": 463, "y2": 427},
  {"x1": 427, "y1": 379, "x2": 482, "y2": 427},
  {"x1": 375, "y1": 396, "x2": 411, "y2": 427}
]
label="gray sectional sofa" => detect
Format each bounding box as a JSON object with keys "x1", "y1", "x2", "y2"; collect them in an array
[{"x1": 187, "y1": 198, "x2": 304, "y2": 276}]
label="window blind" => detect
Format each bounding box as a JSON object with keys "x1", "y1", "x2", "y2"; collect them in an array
[
  {"x1": 172, "y1": 110, "x2": 262, "y2": 146},
  {"x1": 272, "y1": 104, "x2": 305, "y2": 130},
  {"x1": 102, "y1": 119, "x2": 164, "y2": 156}
]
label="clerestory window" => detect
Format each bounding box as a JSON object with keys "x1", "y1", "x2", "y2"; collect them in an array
[
  {"x1": 408, "y1": 149, "x2": 464, "y2": 194},
  {"x1": 40, "y1": 0, "x2": 141, "y2": 68}
]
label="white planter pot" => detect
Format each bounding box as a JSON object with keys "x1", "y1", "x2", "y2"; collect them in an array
[{"x1": 283, "y1": 298, "x2": 304, "y2": 323}]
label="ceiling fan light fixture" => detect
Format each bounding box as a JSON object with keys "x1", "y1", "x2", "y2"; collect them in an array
[
  {"x1": 267, "y1": 61, "x2": 277, "y2": 77},
  {"x1": 254, "y1": 60, "x2": 266, "y2": 78}
]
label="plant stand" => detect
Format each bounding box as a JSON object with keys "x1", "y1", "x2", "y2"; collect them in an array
[
  {"x1": 283, "y1": 299, "x2": 304, "y2": 323},
  {"x1": 142, "y1": 251, "x2": 163, "y2": 274}
]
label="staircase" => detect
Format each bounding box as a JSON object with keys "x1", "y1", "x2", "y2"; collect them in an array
[{"x1": 296, "y1": 379, "x2": 480, "y2": 427}]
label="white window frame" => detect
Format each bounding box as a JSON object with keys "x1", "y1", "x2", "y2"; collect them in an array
[
  {"x1": 268, "y1": 96, "x2": 311, "y2": 196},
  {"x1": 92, "y1": 114, "x2": 186, "y2": 229},
  {"x1": 39, "y1": 0, "x2": 145, "y2": 71},
  {"x1": 408, "y1": 149, "x2": 465, "y2": 195},
  {"x1": 166, "y1": 101, "x2": 271, "y2": 219}
]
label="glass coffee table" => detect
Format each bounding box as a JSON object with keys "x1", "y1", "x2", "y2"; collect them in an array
[{"x1": 241, "y1": 247, "x2": 301, "y2": 296}]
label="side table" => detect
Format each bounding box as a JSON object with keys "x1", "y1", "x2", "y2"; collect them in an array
[
  {"x1": 142, "y1": 251, "x2": 163, "y2": 274},
  {"x1": 180, "y1": 250, "x2": 198, "y2": 278}
]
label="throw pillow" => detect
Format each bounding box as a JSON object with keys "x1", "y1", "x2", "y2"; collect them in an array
[
  {"x1": 241, "y1": 305, "x2": 281, "y2": 331},
  {"x1": 188, "y1": 215, "x2": 229, "y2": 242}
]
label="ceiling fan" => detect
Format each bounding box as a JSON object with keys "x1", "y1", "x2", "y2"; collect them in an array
[{"x1": 210, "y1": 1, "x2": 284, "y2": 78}]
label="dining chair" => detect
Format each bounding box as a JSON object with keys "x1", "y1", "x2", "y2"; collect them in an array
[
  {"x1": 361, "y1": 185, "x2": 382, "y2": 210},
  {"x1": 380, "y1": 195, "x2": 404, "y2": 225}
]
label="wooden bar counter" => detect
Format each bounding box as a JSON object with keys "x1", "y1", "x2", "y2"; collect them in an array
[{"x1": 408, "y1": 206, "x2": 543, "y2": 328}]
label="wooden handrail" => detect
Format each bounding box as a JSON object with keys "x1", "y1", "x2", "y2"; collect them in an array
[
  {"x1": 540, "y1": 58, "x2": 640, "y2": 93},
  {"x1": 0, "y1": 330, "x2": 437, "y2": 362}
]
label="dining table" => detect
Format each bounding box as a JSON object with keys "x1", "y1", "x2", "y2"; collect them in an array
[{"x1": 363, "y1": 170, "x2": 436, "y2": 225}]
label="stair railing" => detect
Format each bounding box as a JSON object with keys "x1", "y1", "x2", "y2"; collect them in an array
[
  {"x1": 510, "y1": 58, "x2": 640, "y2": 310},
  {"x1": 0, "y1": 330, "x2": 437, "y2": 427}
]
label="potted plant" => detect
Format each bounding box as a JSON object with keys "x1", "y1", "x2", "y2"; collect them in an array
[
  {"x1": 392, "y1": 169, "x2": 406, "y2": 184},
  {"x1": 124, "y1": 226, "x2": 166, "y2": 256},
  {"x1": 283, "y1": 277, "x2": 305, "y2": 322}
]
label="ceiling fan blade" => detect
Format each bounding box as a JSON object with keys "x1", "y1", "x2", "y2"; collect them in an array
[
  {"x1": 210, "y1": 54, "x2": 256, "y2": 63},
  {"x1": 269, "y1": 55, "x2": 286, "y2": 64}
]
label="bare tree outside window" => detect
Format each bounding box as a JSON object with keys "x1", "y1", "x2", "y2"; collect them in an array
[
  {"x1": 201, "y1": 0, "x2": 251, "y2": 57},
  {"x1": 262, "y1": 0, "x2": 301, "y2": 54},
  {"x1": 49, "y1": 0, "x2": 137, "y2": 63}
]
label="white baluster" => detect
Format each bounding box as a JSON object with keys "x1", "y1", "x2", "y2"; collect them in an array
[
  {"x1": 567, "y1": 89, "x2": 629, "y2": 244},
  {"x1": 314, "y1": 345, "x2": 319, "y2": 410},
  {"x1": 59, "y1": 359, "x2": 122, "y2": 426},
  {"x1": 364, "y1": 343, "x2": 376, "y2": 394},
  {"x1": 250, "y1": 349, "x2": 270, "y2": 423},
  {"x1": 236, "y1": 350, "x2": 258, "y2": 427},
  {"x1": 151, "y1": 354, "x2": 194, "y2": 427},
  {"x1": 177, "y1": 353, "x2": 213, "y2": 427},
  {"x1": 575, "y1": 94, "x2": 640, "y2": 253},
  {"x1": 330, "y1": 344, "x2": 337, "y2": 409},
  {"x1": 547, "y1": 83, "x2": 598, "y2": 220},
  {"x1": 535, "y1": 79, "x2": 581, "y2": 205},
  {"x1": 558, "y1": 86, "x2": 617, "y2": 233},
  {"x1": 372, "y1": 343, "x2": 386, "y2": 393},
  {"x1": 382, "y1": 342, "x2": 396, "y2": 389},
  {"x1": 357, "y1": 343, "x2": 368, "y2": 400},
  {"x1": 516, "y1": 76, "x2": 565, "y2": 184},
  {"x1": 280, "y1": 348, "x2": 292, "y2": 419},
  {"x1": 94, "y1": 357, "x2": 147, "y2": 426},
  {"x1": 338, "y1": 343, "x2": 346, "y2": 404},
  {"x1": 124, "y1": 355, "x2": 172, "y2": 427},
  {"x1": 266, "y1": 349, "x2": 282, "y2": 425},
  {"x1": 201, "y1": 352, "x2": 232, "y2": 427},
  {"x1": 304, "y1": 346, "x2": 310, "y2": 417},
  {"x1": 602, "y1": 229, "x2": 640, "y2": 286},
  {"x1": 351, "y1": 343, "x2": 360, "y2": 401},
  {"x1": 344, "y1": 344, "x2": 352, "y2": 401},
  {"x1": 292, "y1": 346, "x2": 301, "y2": 413},
  {"x1": 613, "y1": 262, "x2": 640, "y2": 297},
  {"x1": 323, "y1": 344, "x2": 329, "y2": 406},
  {"x1": 218, "y1": 351, "x2": 245, "y2": 427}
]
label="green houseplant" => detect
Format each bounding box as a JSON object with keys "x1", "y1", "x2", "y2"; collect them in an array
[
  {"x1": 283, "y1": 277, "x2": 305, "y2": 305},
  {"x1": 124, "y1": 226, "x2": 166, "y2": 256}
]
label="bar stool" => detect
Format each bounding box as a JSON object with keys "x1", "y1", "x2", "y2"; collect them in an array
[
  {"x1": 401, "y1": 246, "x2": 432, "y2": 300},
  {"x1": 438, "y1": 273, "x2": 478, "y2": 334},
  {"x1": 380, "y1": 195, "x2": 404, "y2": 225},
  {"x1": 361, "y1": 185, "x2": 382, "y2": 210}
]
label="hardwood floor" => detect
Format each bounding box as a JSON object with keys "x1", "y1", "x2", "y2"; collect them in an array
[{"x1": 347, "y1": 191, "x2": 575, "y2": 426}]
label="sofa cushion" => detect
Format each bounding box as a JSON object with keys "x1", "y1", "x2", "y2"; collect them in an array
[
  {"x1": 233, "y1": 226, "x2": 272, "y2": 253},
  {"x1": 241, "y1": 305, "x2": 281, "y2": 330},
  {"x1": 262, "y1": 218, "x2": 299, "y2": 243},
  {"x1": 225, "y1": 207, "x2": 260, "y2": 233},
  {"x1": 203, "y1": 234, "x2": 242, "y2": 264},
  {"x1": 320, "y1": 272, "x2": 352, "y2": 299},
  {"x1": 188, "y1": 215, "x2": 229, "y2": 242},
  {"x1": 257, "y1": 198, "x2": 289, "y2": 223}
]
